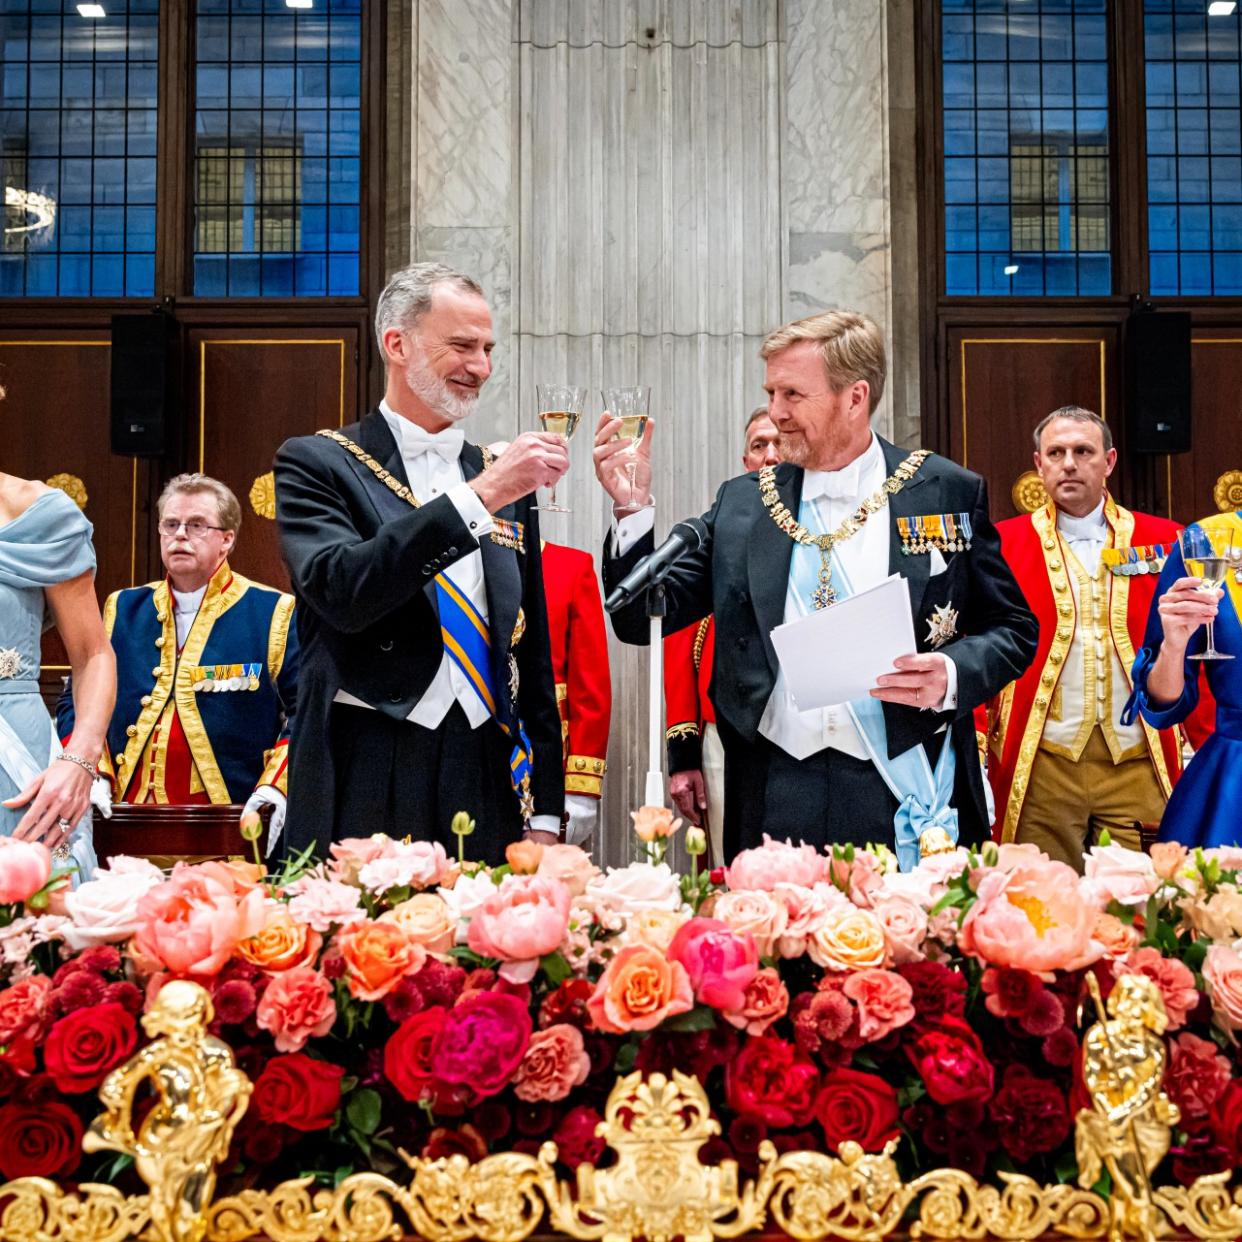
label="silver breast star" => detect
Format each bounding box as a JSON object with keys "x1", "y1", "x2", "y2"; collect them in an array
[{"x1": 925, "y1": 603, "x2": 959, "y2": 649}]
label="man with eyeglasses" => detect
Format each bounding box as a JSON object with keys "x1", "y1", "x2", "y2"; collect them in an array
[{"x1": 58, "y1": 473, "x2": 299, "y2": 852}]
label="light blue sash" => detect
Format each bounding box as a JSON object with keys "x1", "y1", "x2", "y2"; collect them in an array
[{"x1": 788, "y1": 498, "x2": 958, "y2": 871}]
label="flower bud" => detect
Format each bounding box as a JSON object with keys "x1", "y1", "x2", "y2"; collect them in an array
[
  {"x1": 451, "y1": 811, "x2": 476, "y2": 837},
  {"x1": 685, "y1": 826, "x2": 707, "y2": 856},
  {"x1": 239, "y1": 817, "x2": 264, "y2": 843}
]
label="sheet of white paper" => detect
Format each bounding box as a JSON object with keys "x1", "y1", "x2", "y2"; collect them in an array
[{"x1": 769, "y1": 574, "x2": 916, "y2": 710}]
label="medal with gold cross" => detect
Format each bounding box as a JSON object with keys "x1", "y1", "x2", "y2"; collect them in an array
[{"x1": 925, "y1": 602, "x2": 959, "y2": 649}]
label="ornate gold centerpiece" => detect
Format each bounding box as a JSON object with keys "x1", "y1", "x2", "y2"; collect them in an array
[{"x1": 2, "y1": 976, "x2": 1241, "y2": 1242}]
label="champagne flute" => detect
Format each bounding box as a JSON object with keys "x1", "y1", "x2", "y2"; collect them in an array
[
  {"x1": 602, "y1": 386, "x2": 651, "y2": 509},
  {"x1": 535, "y1": 384, "x2": 587, "y2": 513},
  {"x1": 1180, "y1": 523, "x2": 1236, "y2": 661}
]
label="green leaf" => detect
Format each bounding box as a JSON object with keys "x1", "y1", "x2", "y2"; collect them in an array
[
  {"x1": 449, "y1": 946, "x2": 494, "y2": 969},
  {"x1": 1054, "y1": 1150, "x2": 1079, "y2": 1185},
  {"x1": 1090, "y1": 1171, "x2": 1112, "y2": 1198},
  {"x1": 662, "y1": 1005, "x2": 717, "y2": 1033},
  {"x1": 1106, "y1": 899, "x2": 1136, "y2": 926},
  {"x1": 539, "y1": 951, "x2": 573, "y2": 987},
  {"x1": 1183, "y1": 938, "x2": 1208, "y2": 974},
  {"x1": 94, "y1": 1152, "x2": 135, "y2": 1186},
  {"x1": 615, "y1": 1040, "x2": 639, "y2": 1074},
  {"x1": 346, "y1": 1088, "x2": 382, "y2": 1137},
  {"x1": 1097, "y1": 828, "x2": 1112, "y2": 848}
]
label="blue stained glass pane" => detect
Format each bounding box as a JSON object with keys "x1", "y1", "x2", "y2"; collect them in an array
[
  {"x1": 25, "y1": 256, "x2": 56, "y2": 296},
  {"x1": 125, "y1": 254, "x2": 154, "y2": 296},
  {"x1": 943, "y1": 62, "x2": 975, "y2": 109},
  {"x1": 1150, "y1": 205, "x2": 1179, "y2": 249},
  {"x1": 194, "y1": 256, "x2": 228, "y2": 297},
  {"x1": 93, "y1": 206, "x2": 125, "y2": 251},
  {"x1": 58, "y1": 255, "x2": 90, "y2": 295},
  {"x1": 945, "y1": 254, "x2": 978, "y2": 295},
  {"x1": 1150, "y1": 251, "x2": 1180, "y2": 294},
  {"x1": 1210, "y1": 61, "x2": 1240, "y2": 102},
  {"x1": 328, "y1": 252, "x2": 358, "y2": 296},
  {"x1": 1148, "y1": 62, "x2": 1176, "y2": 106},
  {"x1": 1180, "y1": 204, "x2": 1211, "y2": 248},
  {"x1": 259, "y1": 257, "x2": 293, "y2": 297},
  {"x1": 943, "y1": 15, "x2": 974, "y2": 60},
  {"x1": 92, "y1": 255, "x2": 124, "y2": 296},
  {"x1": 1180, "y1": 251, "x2": 1212, "y2": 292},
  {"x1": 1214, "y1": 253, "x2": 1242, "y2": 292}
]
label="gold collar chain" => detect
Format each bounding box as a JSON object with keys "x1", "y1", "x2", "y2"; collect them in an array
[{"x1": 759, "y1": 450, "x2": 930, "y2": 608}]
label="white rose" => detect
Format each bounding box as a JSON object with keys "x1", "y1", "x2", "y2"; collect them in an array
[
  {"x1": 584, "y1": 862, "x2": 682, "y2": 917},
  {"x1": 63, "y1": 856, "x2": 165, "y2": 951},
  {"x1": 438, "y1": 870, "x2": 501, "y2": 943}
]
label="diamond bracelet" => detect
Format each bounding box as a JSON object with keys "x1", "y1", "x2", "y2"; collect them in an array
[{"x1": 56, "y1": 752, "x2": 98, "y2": 779}]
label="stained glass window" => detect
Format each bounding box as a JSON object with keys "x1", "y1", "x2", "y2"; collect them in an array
[
  {"x1": 192, "y1": 0, "x2": 361, "y2": 297},
  {"x1": 0, "y1": 0, "x2": 159, "y2": 297},
  {"x1": 1145, "y1": 0, "x2": 1242, "y2": 295},
  {"x1": 942, "y1": 0, "x2": 1112, "y2": 296}
]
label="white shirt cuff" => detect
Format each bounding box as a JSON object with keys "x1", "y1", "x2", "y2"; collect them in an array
[
  {"x1": 611, "y1": 506, "x2": 656, "y2": 557},
  {"x1": 447, "y1": 480, "x2": 494, "y2": 539},
  {"x1": 528, "y1": 814, "x2": 560, "y2": 836},
  {"x1": 932, "y1": 654, "x2": 959, "y2": 712}
]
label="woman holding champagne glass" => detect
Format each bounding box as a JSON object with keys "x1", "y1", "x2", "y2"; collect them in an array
[{"x1": 1123, "y1": 511, "x2": 1240, "y2": 846}]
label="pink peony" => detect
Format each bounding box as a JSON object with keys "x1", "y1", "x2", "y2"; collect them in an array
[
  {"x1": 0, "y1": 839, "x2": 52, "y2": 904},
  {"x1": 132, "y1": 869, "x2": 266, "y2": 978},
  {"x1": 842, "y1": 968, "x2": 916, "y2": 1040},
  {"x1": 255, "y1": 966, "x2": 337, "y2": 1053},
  {"x1": 285, "y1": 876, "x2": 366, "y2": 934},
  {"x1": 467, "y1": 874, "x2": 573, "y2": 984},
  {"x1": 1081, "y1": 844, "x2": 1160, "y2": 908},
  {"x1": 958, "y1": 858, "x2": 1100, "y2": 974},
  {"x1": 1167, "y1": 1032, "x2": 1233, "y2": 1130},
  {"x1": 870, "y1": 894, "x2": 928, "y2": 965},
  {"x1": 431, "y1": 990, "x2": 532, "y2": 1097},
  {"x1": 667, "y1": 917, "x2": 759, "y2": 1011},
  {"x1": 1116, "y1": 947, "x2": 1200, "y2": 1031},
  {"x1": 725, "y1": 836, "x2": 830, "y2": 892},
  {"x1": 511, "y1": 1023, "x2": 590, "y2": 1102},
  {"x1": 722, "y1": 966, "x2": 790, "y2": 1036},
  {"x1": 328, "y1": 835, "x2": 392, "y2": 875},
  {"x1": 358, "y1": 840, "x2": 454, "y2": 895},
  {"x1": 1203, "y1": 944, "x2": 1242, "y2": 1035},
  {"x1": 712, "y1": 890, "x2": 789, "y2": 959}
]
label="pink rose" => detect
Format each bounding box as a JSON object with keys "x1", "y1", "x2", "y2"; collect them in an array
[
  {"x1": 511, "y1": 1023, "x2": 590, "y2": 1102},
  {"x1": 132, "y1": 869, "x2": 266, "y2": 978},
  {"x1": 328, "y1": 835, "x2": 392, "y2": 876},
  {"x1": 1203, "y1": 944, "x2": 1242, "y2": 1035},
  {"x1": 1116, "y1": 947, "x2": 1200, "y2": 1031},
  {"x1": 667, "y1": 917, "x2": 759, "y2": 1011},
  {"x1": 62, "y1": 857, "x2": 164, "y2": 951},
  {"x1": 1205, "y1": 847, "x2": 1242, "y2": 872},
  {"x1": 0, "y1": 839, "x2": 52, "y2": 904},
  {"x1": 256, "y1": 967, "x2": 337, "y2": 1053},
  {"x1": 358, "y1": 841, "x2": 454, "y2": 895},
  {"x1": 1150, "y1": 842, "x2": 1189, "y2": 882},
  {"x1": 725, "y1": 836, "x2": 830, "y2": 892},
  {"x1": 870, "y1": 895, "x2": 928, "y2": 966},
  {"x1": 536, "y1": 845, "x2": 600, "y2": 898},
  {"x1": 828, "y1": 850, "x2": 884, "y2": 907},
  {"x1": 958, "y1": 858, "x2": 1099, "y2": 974},
  {"x1": 722, "y1": 966, "x2": 790, "y2": 1036},
  {"x1": 467, "y1": 874, "x2": 573, "y2": 983},
  {"x1": 712, "y1": 890, "x2": 789, "y2": 958},
  {"x1": 1081, "y1": 844, "x2": 1160, "y2": 908},
  {"x1": 0, "y1": 974, "x2": 53, "y2": 1069},
  {"x1": 773, "y1": 883, "x2": 847, "y2": 958},
  {"x1": 842, "y1": 968, "x2": 916, "y2": 1040},
  {"x1": 285, "y1": 876, "x2": 366, "y2": 934},
  {"x1": 880, "y1": 848, "x2": 971, "y2": 908}
]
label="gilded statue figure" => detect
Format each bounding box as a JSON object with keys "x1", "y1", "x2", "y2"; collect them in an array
[
  {"x1": 83, "y1": 980, "x2": 252, "y2": 1242},
  {"x1": 1075, "y1": 973, "x2": 1180, "y2": 1242}
]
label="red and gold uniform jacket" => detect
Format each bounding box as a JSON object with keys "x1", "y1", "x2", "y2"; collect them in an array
[
  {"x1": 980, "y1": 498, "x2": 1213, "y2": 842},
  {"x1": 664, "y1": 616, "x2": 716, "y2": 773},
  {"x1": 541, "y1": 543, "x2": 610, "y2": 799}
]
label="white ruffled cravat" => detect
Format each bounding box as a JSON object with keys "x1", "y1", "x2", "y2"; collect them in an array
[{"x1": 402, "y1": 423, "x2": 465, "y2": 462}]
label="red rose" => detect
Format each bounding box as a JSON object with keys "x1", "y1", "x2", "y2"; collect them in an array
[
  {"x1": 431, "y1": 991, "x2": 532, "y2": 1097},
  {"x1": 813, "y1": 1067, "x2": 900, "y2": 1153},
  {"x1": 897, "y1": 961, "x2": 966, "y2": 1026},
  {"x1": 725, "y1": 1035, "x2": 820, "y2": 1127},
  {"x1": 907, "y1": 1018, "x2": 994, "y2": 1106},
  {"x1": 43, "y1": 1003, "x2": 138, "y2": 1094},
  {"x1": 553, "y1": 1105, "x2": 606, "y2": 1170},
  {"x1": 0, "y1": 1099, "x2": 82, "y2": 1179},
  {"x1": 539, "y1": 978, "x2": 594, "y2": 1029},
  {"x1": 987, "y1": 1065, "x2": 1070, "y2": 1162},
  {"x1": 384, "y1": 1007, "x2": 476, "y2": 1115},
  {"x1": 253, "y1": 1053, "x2": 344, "y2": 1132},
  {"x1": 980, "y1": 967, "x2": 1040, "y2": 1019},
  {"x1": 1210, "y1": 1078, "x2": 1242, "y2": 1162}
]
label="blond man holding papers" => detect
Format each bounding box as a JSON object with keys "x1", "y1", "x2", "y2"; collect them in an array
[{"x1": 595, "y1": 311, "x2": 1037, "y2": 864}]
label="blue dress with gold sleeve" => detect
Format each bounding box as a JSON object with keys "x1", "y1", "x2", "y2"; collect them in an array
[{"x1": 1123, "y1": 511, "x2": 1242, "y2": 847}]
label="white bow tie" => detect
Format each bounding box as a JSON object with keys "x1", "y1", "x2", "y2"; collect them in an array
[
  {"x1": 805, "y1": 473, "x2": 859, "y2": 505},
  {"x1": 403, "y1": 425, "x2": 465, "y2": 463}
]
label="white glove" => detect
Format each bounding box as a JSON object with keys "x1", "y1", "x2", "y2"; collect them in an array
[
  {"x1": 242, "y1": 785, "x2": 287, "y2": 855},
  {"x1": 564, "y1": 794, "x2": 598, "y2": 847},
  {"x1": 979, "y1": 757, "x2": 996, "y2": 827},
  {"x1": 89, "y1": 775, "x2": 113, "y2": 819}
]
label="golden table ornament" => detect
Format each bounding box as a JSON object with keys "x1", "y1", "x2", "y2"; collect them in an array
[
  {"x1": 45, "y1": 472, "x2": 88, "y2": 512},
  {"x1": 249, "y1": 471, "x2": 277, "y2": 521},
  {"x1": 1214, "y1": 469, "x2": 1242, "y2": 513},
  {"x1": 1011, "y1": 470, "x2": 1049, "y2": 515}
]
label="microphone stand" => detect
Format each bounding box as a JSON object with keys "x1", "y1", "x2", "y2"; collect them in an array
[{"x1": 645, "y1": 579, "x2": 667, "y2": 808}]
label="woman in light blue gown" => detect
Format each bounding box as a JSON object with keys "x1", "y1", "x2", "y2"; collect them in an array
[{"x1": 0, "y1": 450, "x2": 115, "y2": 880}]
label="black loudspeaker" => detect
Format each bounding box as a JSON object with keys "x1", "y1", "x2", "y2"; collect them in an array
[
  {"x1": 1126, "y1": 310, "x2": 1192, "y2": 454},
  {"x1": 110, "y1": 312, "x2": 176, "y2": 456}
]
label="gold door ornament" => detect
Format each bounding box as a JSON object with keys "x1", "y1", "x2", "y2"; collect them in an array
[
  {"x1": 45, "y1": 472, "x2": 88, "y2": 512},
  {"x1": 249, "y1": 471, "x2": 276, "y2": 521},
  {"x1": 1214, "y1": 470, "x2": 1242, "y2": 513},
  {"x1": 1012, "y1": 470, "x2": 1050, "y2": 515}
]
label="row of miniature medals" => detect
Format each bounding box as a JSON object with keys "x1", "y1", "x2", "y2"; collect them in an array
[{"x1": 896, "y1": 513, "x2": 973, "y2": 555}]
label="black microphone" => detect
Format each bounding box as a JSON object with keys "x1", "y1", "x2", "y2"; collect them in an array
[{"x1": 604, "y1": 518, "x2": 708, "y2": 613}]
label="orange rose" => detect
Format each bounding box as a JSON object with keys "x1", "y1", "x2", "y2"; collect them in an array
[
  {"x1": 236, "y1": 909, "x2": 323, "y2": 973},
  {"x1": 506, "y1": 840, "x2": 545, "y2": 874},
  {"x1": 807, "y1": 908, "x2": 888, "y2": 972},
  {"x1": 381, "y1": 893, "x2": 456, "y2": 955},
  {"x1": 630, "y1": 806, "x2": 681, "y2": 843},
  {"x1": 337, "y1": 920, "x2": 427, "y2": 1001},
  {"x1": 586, "y1": 943, "x2": 694, "y2": 1033}
]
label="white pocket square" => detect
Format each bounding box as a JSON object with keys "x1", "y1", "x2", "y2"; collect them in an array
[{"x1": 928, "y1": 547, "x2": 948, "y2": 576}]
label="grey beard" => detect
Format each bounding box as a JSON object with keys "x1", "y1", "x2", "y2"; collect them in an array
[{"x1": 404, "y1": 358, "x2": 479, "y2": 423}]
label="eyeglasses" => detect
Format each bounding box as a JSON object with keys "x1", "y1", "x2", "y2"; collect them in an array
[{"x1": 158, "y1": 519, "x2": 227, "y2": 539}]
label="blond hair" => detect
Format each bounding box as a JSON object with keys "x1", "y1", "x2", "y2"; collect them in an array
[
  {"x1": 157, "y1": 473, "x2": 242, "y2": 536},
  {"x1": 760, "y1": 310, "x2": 887, "y2": 415}
]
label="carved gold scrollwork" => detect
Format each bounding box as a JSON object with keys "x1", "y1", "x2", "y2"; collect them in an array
[
  {"x1": 249, "y1": 471, "x2": 276, "y2": 521},
  {"x1": 1011, "y1": 470, "x2": 1049, "y2": 515},
  {"x1": 45, "y1": 472, "x2": 88, "y2": 511},
  {"x1": 1214, "y1": 469, "x2": 1242, "y2": 513}
]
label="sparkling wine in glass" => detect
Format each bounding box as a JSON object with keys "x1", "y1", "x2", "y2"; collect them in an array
[
  {"x1": 602, "y1": 386, "x2": 651, "y2": 509},
  {"x1": 1181, "y1": 524, "x2": 1236, "y2": 661},
  {"x1": 535, "y1": 384, "x2": 587, "y2": 513}
]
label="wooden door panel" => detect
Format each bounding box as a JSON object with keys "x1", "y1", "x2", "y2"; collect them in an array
[
  {"x1": 190, "y1": 330, "x2": 359, "y2": 592},
  {"x1": 0, "y1": 333, "x2": 155, "y2": 684},
  {"x1": 947, "y1": 330, "x2": 1117, "y2": 520},
  {"x1": 1183, "y1": 336, "x2": 1242, "y2": 525}
]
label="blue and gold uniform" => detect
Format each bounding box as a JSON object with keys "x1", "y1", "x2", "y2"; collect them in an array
[{"x1": 59, "y1": 561, "x2": 298, "y2": 805}]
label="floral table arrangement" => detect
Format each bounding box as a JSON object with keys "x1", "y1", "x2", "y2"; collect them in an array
[{"x1": 1, "y1": 810, "x2": 1242, "y2": 1210}]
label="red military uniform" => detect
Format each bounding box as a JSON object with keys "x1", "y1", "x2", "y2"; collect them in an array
[
  {"x1": 664, "y1": 616, "x2": 715, "y2": 773},
  {"x1": 982, "y1": 497, "x2": 1213, "y2": 845},
  {"x1": 541, "y1": 543, "x2": 611, "y2": 799}
]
